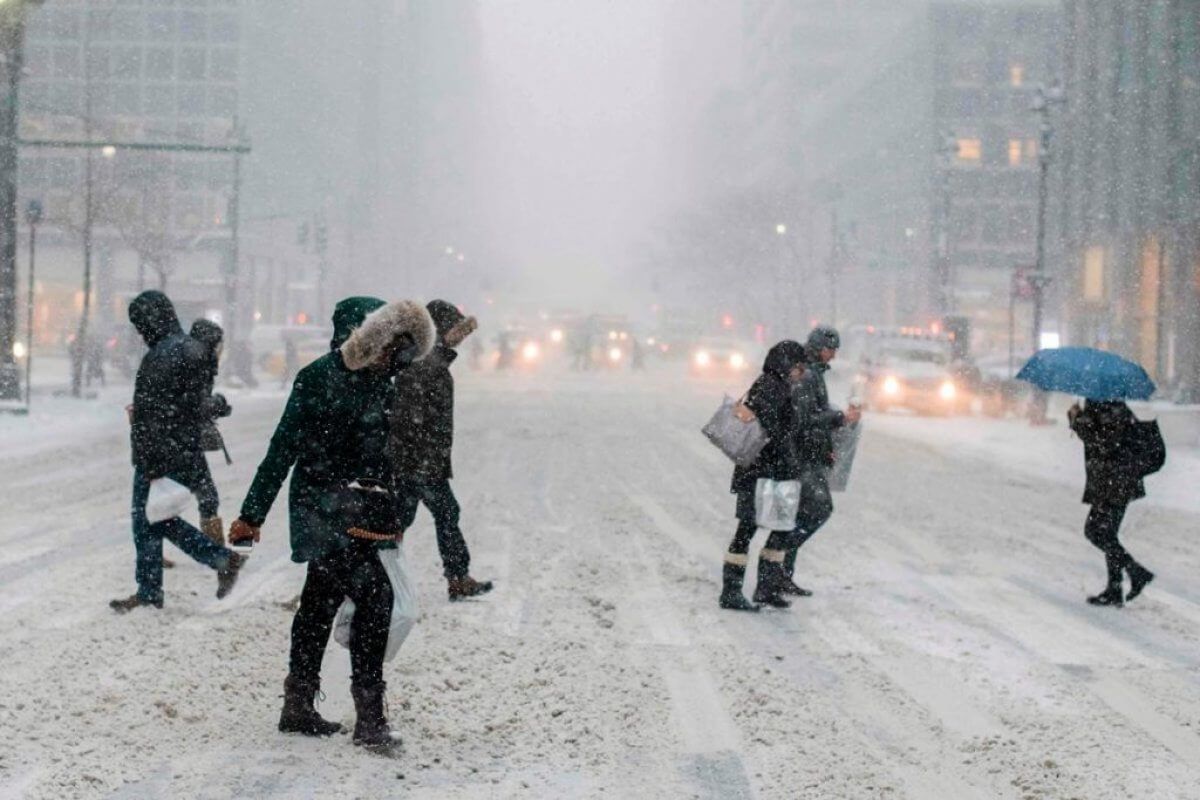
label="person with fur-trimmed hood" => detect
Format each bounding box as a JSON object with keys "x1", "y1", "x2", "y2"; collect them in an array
[
  {"x1": 389, "y1": 299, "x2": 493, "y2": 600},
  {"x1": 229, "y1": 297, "x2": 435, "y2": 752}
]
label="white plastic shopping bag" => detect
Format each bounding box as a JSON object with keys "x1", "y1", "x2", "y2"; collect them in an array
[
  {"x1": 334, "y1": 545, "x2": 420, "y2": 662},
  {"x1": 145, "y1": 478, "x2": 193, "y2": 524},
  {"x1": 754, "y1": 478, "x2": 801, "y2": 531}
]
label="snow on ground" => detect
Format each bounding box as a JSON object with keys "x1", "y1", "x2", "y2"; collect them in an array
[{"x1": 2, "y1": 364, "x2": 1200, "y2": 799}]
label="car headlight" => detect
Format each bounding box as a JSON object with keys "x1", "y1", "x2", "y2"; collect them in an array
[
  {"x1": 729, "y1": 352, "x2": 745, "y2": 369},
  {"x1": 939, "y1": 380, "x2": 957, "y2": 401},
  {"x1": 608, "y1": 347, "x2": 622, "y2": 362},
  {"x1": 12, "y1": 341, "x2": 27, "y2": 359},
  {"x1": 522, "y1": 342, "x2": 541, "y2": 362},
  {"x1": 549, "y1": 328, "x2": 564, "y2": 343},
  {"x1": 694, "y1": 350, "x2": 711, "y2": 368},
  {"x1": 882, "y1": 375, "x2": 900, "y2": 396}
]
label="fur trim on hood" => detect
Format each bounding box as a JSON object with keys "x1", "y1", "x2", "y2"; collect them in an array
[{"x1": 340, "y1": 299, "x2": 436, "y2": 371}]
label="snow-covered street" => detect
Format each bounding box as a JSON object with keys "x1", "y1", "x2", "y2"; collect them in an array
[{"x1": 3, "y1": 368, "x2": 1200, "y2": 799}]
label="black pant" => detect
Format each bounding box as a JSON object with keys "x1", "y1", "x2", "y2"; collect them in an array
[
  {"x1": 396, "y1": 479, "x2": 471, "y2": 578},
  {"x1": 784, "y1": 465, "x2": 833, "y2": 576},
  {"x1": 290, "y1": 541, "x2": 394, "y2": 688},
  {"x1": 1084, "y1": 502, "x2": 1137, "y2": 588},
  {"x1": 727, "y1": 490, "x2": 789, "y2": 556}
]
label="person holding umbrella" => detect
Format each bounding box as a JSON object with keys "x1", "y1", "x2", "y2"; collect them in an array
[{"x1": 1017, "y1": 347, "x2": 1162, "y2": 607}]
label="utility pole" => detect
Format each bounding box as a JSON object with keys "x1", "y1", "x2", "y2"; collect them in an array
[
  {"x1": 0, "y1": 0, "x2": 41, "y2": 403},
  {"x1": 1030, "y1": 83, "x2": 1065, "y2": 350},
  {"x1": 934, "y1": 132, "x2": 958, "y2": 317}
]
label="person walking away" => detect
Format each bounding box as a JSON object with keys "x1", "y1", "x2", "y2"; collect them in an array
[
  {"x1": 109, "y1": 291, "x2": 245, "y2": 613},
  {"x1": 783, "y1": 326, "x2": 861, "y2": 596},
  {"x1": 229, "y1": 297, "x2": 435, "y2": 751},
  {"x1": 85, "y1": 335, "x2": 106, "y2": 388},
  {"x1": 281, "y1": 336, "x2": 299, "y2": 389},
  {"x1": 721, "y1": 340, "x2": 808, "y2": 611},
  {"x1": 1068, "y1": 400, "x2": 1155, "y2": 606},
  {"x1": 390, "y1": 300, "x2": 493, "y2": 601},
  {"x1": 190, "y1": 319, "x2": 233, "y2": 542}
]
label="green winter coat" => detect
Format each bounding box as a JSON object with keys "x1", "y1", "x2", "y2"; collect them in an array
[{"x1": 239, "y1": 297, "x2": 398, "y2": 563}]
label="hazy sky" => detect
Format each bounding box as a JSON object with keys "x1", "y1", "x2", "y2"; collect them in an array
[{"x1": 478, "y1": 1, "x2": 671, "y2": 303}]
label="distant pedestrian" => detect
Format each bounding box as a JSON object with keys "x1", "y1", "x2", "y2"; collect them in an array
[
  {"x1": 281, "y1": 336, "x2": 299, "y2": 388},
  {"x1": 85, "y1": 335, "x2": 106, "y2": 388},
  {"x1": 190, "y1": 319, "x2": 233, "y2": 532},
  {"x1": 390, "y1": 300, "x2": 493, "y2": 601},
  {"x1": 229, "y1": 297, "x2": 435, "y2": 751},
  {"x1": 110, "y1": 291, "x2": 245, "y2": 613},
  {"x1": 630, "y1": 337, "x2": 645, "y2": 371},
  {"x1": 783, "y1": 326, "x2": 860, "y2": 596},
  {"x1": 720, "y1": 340, "x2": 808, "y2": 611},
  {"x1": 1068, "y1": 400, "x2": 1156, "y2": 606},
  {"x1": 495, "y1": 332, "x2": 513, "y2": 371}
]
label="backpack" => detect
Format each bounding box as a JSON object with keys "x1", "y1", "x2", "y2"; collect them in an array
[{"x1": 1124, "y1": 419, "x2": 1166, "y2": 478}]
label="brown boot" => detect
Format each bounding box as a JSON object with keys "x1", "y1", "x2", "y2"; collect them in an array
[
  {"x1": 201, "y1": 516, "x2": 225, "y2": 547},
  {"x1": 278, "y1": 675, "x2": 342, "y2": 737},
  {"x1": 216, "y1": 551, "x2": 246, "y2": 599},
  {"x1": 109, "y1": 594, "x2": 163, "y2": 613},
  {"x1": 351, "y1": 681, "x2": 401, "y2": 751},
  {"x1": 447, "y1": 576, "x2": 494, "y2": 601}
]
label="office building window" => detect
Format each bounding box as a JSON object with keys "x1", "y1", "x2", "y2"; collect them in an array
[
  {"x1": 1010, "y1": 64, "x2": 1024, "y2": 87},
  {"x1": 180, "y1": 49, "x2": 206, "y2": 81},
  {"x1": 1024, "y1": 139, "x2": 1038, "y2": 161},
  {"x1": 1008, "y1": 139, "x2": 1022, "y2": 166},
  {"x1": 957, "y1": 138, "x2": 982, "y2": 162},
  {"x1": 146, "y1": 49, "x2": 174, "y2": 80},
  {"x1": 1083, "y1": 246, "x2": 1105, "y2": 302}
]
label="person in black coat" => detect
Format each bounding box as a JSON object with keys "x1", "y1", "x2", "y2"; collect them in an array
[
  {"x1": 389, "y1": 299, "x2": 493, "y2": 600},
  {"x1": 721, "y1": 340, "x2": 808, "y2": 611},
  {"x1": 1068, "y1": 400, "x2": 1155, "y2": 606},
  {"x1": 110, "y1": 291, "x2": 244, "y2": 613},
  {"x1": 781, "y1": 326, "x2": 861, "y2": 596},
  {"x1": 188, "y1": 319, "x2": 232, "y2": 544}
]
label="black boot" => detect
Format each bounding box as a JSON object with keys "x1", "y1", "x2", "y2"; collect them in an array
[
  {"x1": 1087, "y1": 588, "x2": 1124, "y2": 607},
  {"x1": 1127, "y1": 563, "x2": 1155, "y2": 602},
  {"x1": 447, "y1": 575, "x2": 494, "y2": 601},
  {"x1": 109, "y1": 594, "x2": 162, "y2": 614},
  {"x1": 752, "y1": 553, "x2": 791, "y2": 609},
  {"x1": 719, "y1": 561, "x2": 759, "y2": 612},
  {"x1": 351, "y1": 682, "x2": 401, "y2": 752},
  {"x1": 278, "y1": 676, "x2": 342, "y2": 737},
  {"x1": 778, "y1": 575, "x2": 813, "y2": 597},
  {"x1": 216, "y1": 551, "x2": 246, "y2": 599}
]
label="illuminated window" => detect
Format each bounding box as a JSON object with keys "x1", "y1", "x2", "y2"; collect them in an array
[
  {"x1": 1025, "y1": 139, "x2": 1038, "y2": 160},
  {"x1": 1008, "y1": 139, "x2": 1023, "y2": 166},
  {"x1": 1083, "y1": 246, "x2": 1105, "y2": 302},
  {"x1": 1010, "y1": 64, "x2": 1024, "y2": 87},
  {"x1": 956, "y1": 138, "x2": 982, "y2": 161}
]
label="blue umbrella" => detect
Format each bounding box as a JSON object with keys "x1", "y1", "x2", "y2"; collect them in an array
[{"x1": 1016, "y1": 347, "x2": 1156, "y2": 400}]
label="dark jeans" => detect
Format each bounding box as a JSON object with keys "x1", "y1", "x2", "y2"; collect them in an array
[
  {"x1": 290, "y1": 541, "x2": 394, "y2": 688},
  {"x1": 1085, "y1": 502, "x2": 1138, "y2": 587},
  {"x1": 784, "y1": 465, "x2": 834, "y2": 576},
  {"x1": 396, "y1": 479, "x2": 471, "y2": 578},
  {"x1": 131, "y1": 457, "x2": 230, "y2": 604}
]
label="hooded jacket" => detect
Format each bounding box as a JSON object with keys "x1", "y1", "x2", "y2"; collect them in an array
[
  {"x1": 388, "y1": 300, "x2": 468, "y2": 483},
  {"x1": 731, "y1": 340, "x2": 806, "y2": 493},
  {"x1": 239, "y1": 297, "x2": 435, "y2": 563},
  {"x1": 128, "y1": 291, "x2": 211, "y2": 478}
]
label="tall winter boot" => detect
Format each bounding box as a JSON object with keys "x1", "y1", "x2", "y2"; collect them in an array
[
  {"x1": 201, "y1": 516, "x2": 225, "y2": 547},
  {"x1": 351, "y1": 681, "x2": 402, "y2": 752},
  {"x1": 752, "y1": 549, "x2": 791, "y2": 609},
  {"x1": 719, "y1": 556, "x2": 759, "y2": 612},
  {"x1": 1088, "y1": 554, "x2": 1125, "y2": 607},
  {"x1": 780, "y1": 538, "x2": 813, "y2": 597},
  {"x1": 216, "y1": 551, "x2": 246, "y2": 599},
  {"x1": 1126, "y1": 562, "x2": 1155, "y2": 603},
  {"x1": 278, "y1": 676, "x2": 342, "y2": 737}
]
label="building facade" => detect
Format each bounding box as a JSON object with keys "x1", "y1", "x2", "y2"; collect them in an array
[{"x1": 1057, "y1": 0, "x2": 1200, "y2": 394}]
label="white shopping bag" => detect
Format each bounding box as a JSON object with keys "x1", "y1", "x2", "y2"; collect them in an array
[
  {"x1": 755, "y1": 478, "x2": 801, "y2": 531},
  {"x1": 145, "y1": 478, "x2": 193, "y2": 524},
  {"x1": 334, "y1": 545, "x2": 420, "y2": 662}
]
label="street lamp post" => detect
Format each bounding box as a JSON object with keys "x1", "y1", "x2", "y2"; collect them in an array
[
  {"x1": 22, "y1": 196, "x2": 38, "y2": 407},
  {"x1": 0, "y1": 0, "x2": 41, "y2": 403},
  {"x1": 934, "y1": 131, "x2": 958, "y2": 316},
  {"x1": 1030, "y1": 83, "x2": 1065, "y2": 350}
]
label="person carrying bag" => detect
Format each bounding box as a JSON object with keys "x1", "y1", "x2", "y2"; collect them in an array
[{"x1": 719, "y1": 340, "x2": 808, "y2": 612}]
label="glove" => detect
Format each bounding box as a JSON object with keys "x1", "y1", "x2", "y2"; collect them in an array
[
  {"x1": 213, "y1": 393, "x2": 233, "y2": 418},
  {"x1": 229, "y1": 518, "x2": 261, "y2": 545}
]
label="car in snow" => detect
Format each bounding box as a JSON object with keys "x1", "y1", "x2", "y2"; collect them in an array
[
  {"x1": 688, "y1": 337, "x2": 757, "y2": 378},
  {"x1": 855, "y1": 332, "x2": 976, "y2": 415}
]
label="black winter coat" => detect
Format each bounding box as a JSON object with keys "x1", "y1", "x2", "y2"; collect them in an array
[
  {"x1": 1070, "y1": 400, "x2": 1146, "y2": 506},
  {"x1": 731, "y1": 342, "x2": 804, "y2": 494},
  {"x1": 793, "y1": 360, "x2": 845, "y2": 467},
  {"x1": 128, "y1": 291, "x2": 211, "y2": 478},
  {"x1": 389, "y1": 345, "x2": 457, "y2": 482}
]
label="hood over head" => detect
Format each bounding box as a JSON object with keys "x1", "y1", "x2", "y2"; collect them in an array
[
  {"x1": 341, "y1": 299, "x2": 436, "y2": 371},
  {"x1": 762, "y1": 340, "x2": 807, "y2": 379},
  {"x1": 128, "y1": 290, "x2": 183, "y2": 347},
  {"x1": 189, "y1": 318, "x2": 224, "y2": 351},
  {"x1": 426, "y1": 299, "x2": 465, "y2": 339},
  {"x1": 807, "y1": 325, "x2": 841, "y2": 354},
  {"x1": 330, "y1": 296, "x2": 387, "y2": 350}
]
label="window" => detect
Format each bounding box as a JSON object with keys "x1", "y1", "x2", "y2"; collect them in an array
[
  {"x1": 956, "y1": 138, "x2": 982, "y2": 162},
  {"x1": 1024, "y1": 139, "x2": 1038, "y2": 161},
  {"x1": 210, "y1": 13, "x2": 239, "y2": 43},
  {"x1": 86, "y1": 48, "x2": 111, "y2": 80},
  {"x1": 144, "y1": 84, "x2": 175, "y2": 115},
  {"x1": 113, "y1": 48, "x2": 142, "y2": 81},
  {"x1": 113, "y1": 84, "x2": 141, "y2": 116},
  {"x1": 209, "y1": 86, "x2": 238, "y2": 117},
  {"x1": 209, "y1": 49, "x2": 238, "y2": 82},
  {"x1": 1008, "y1": 139, "x2": 1023, "y2": 166},
  {"x1": 1010, "y1": 64, "x2": 1024, "y2": 87},
  {"x1": 53, "y1": 47, "x2": 81, "y2": 79},
  {"x1": 178, "y1": 86, "x2": 206, "y2": 116},
  {"x1": 146, "y1": 49, "x2": 174, "y2": 80},
  {"x1": 179, "y1": 49, "x2": 206, "y2": 81},
  {"x1": 1083, "y1": 246, "x2": 1105, "y2": 301},
  {"x1": 26, "y1": 47, "x2": 50, "y2": 79},
  {"x1": 179, "y1": 12, "x2": 207, "y2": 41}
]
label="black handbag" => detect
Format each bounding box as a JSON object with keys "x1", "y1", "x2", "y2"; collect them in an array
[{"x1": 336, "y1": 478, "x2": 401, "y2": 538}]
